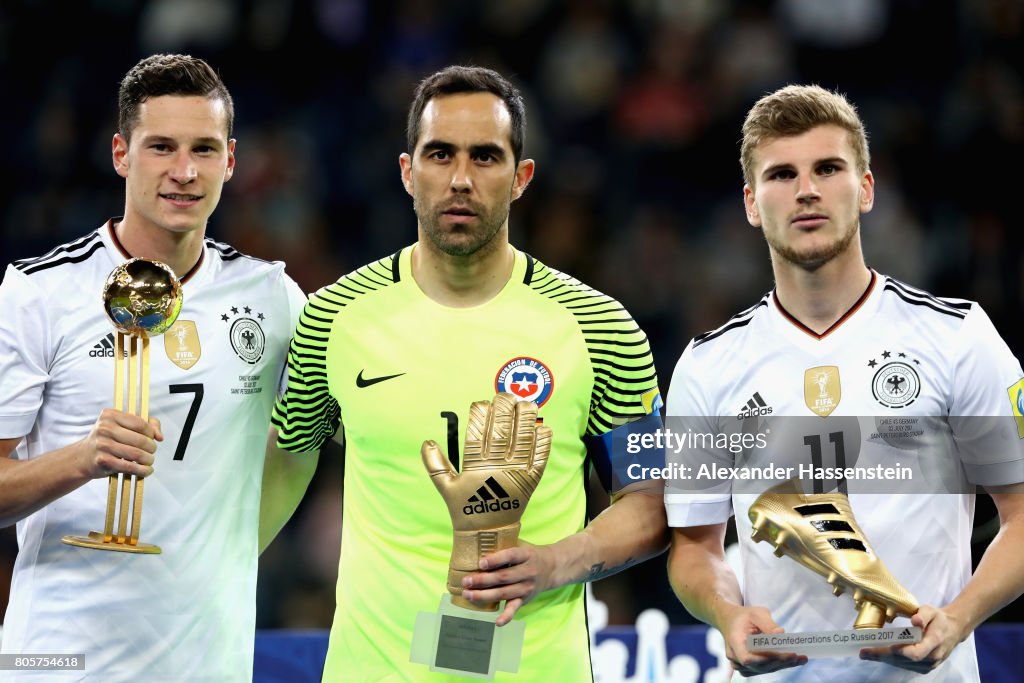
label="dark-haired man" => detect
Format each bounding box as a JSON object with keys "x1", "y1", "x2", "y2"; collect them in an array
[
  {"x1": 273, "y1": 65, "x2": 668, "y2": 681},
  {"x1": 0, "y1": 54, "x2": 313, "y2": 681}
]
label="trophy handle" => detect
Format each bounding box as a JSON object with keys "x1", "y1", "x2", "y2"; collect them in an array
[
  {"x1": 101, "y1": 331, "x2": 126, "y2": 542},
  {"x1": 129, "y1": 335, "x2": 149, "y2": 546}
]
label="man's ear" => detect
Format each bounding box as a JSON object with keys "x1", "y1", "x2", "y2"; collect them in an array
[
  {"x1": 399, "y1": 152, "x2": 414, "y2": 197},
  {"x1": 511, "y1": 158, "x2": 535, "y2": 202},
  {"x1": 859, "y1": 170, "x2": 875, "y2": 214},
  {"x1": 224, "y1": 138, "x2": 236, "y2": 182},
  {"x1": 112, "y1": 133, "x2": 130, "y2": 178},
  {"x1": 743, "y1": 184, "x2": 761, "y2": 227}
]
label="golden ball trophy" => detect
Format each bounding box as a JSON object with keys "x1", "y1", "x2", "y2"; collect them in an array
[{"x1": 62, "y1": 258, "x2": 182, "y2": 554}]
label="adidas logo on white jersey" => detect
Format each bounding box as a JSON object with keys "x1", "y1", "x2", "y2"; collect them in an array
[
  {"x1": 737, "y1": 391, "x2": 773, "y2": 419},
  {"x1": 89, "y1": 333, "x2": 116, "y2": 358}
]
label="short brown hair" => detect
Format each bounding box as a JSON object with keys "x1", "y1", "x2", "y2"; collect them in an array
[
  {"x1": 406, "y1": 65, "x2": 526, "y2": 165},
  {"x1": 118, "y1": 54, "x2": 234, "y2": 142},
  {"x1": 740, "y1": 84, "x2": 869, "y2": 186}
]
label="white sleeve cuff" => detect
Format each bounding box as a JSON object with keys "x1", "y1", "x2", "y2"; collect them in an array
[{"x1": 665, "y1": 494, "x2": 733, "y2": 527}]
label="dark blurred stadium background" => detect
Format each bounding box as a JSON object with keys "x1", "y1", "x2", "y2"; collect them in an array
[{"x1": 0, "y1": 0, "x2": 1021, "y2": 633}]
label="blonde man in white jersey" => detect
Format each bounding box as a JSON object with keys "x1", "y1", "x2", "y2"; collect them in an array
[
  {"x1": 0, "y1": 54, "x2": 315, "y2": 681},
  {"x1": 666, "y1": 85, "x2": 1024, "y2": 681}
]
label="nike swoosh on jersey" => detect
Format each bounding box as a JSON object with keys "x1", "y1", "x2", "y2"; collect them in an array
[{"x1": 356, "y1": 370, "x2": 406, "y2": 388}]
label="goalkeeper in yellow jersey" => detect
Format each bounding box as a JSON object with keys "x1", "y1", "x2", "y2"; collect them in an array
[{"x1": 272, "y1": 65, "x2": 668, "y2": 681}]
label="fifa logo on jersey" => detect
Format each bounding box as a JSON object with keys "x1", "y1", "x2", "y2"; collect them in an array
[
  {"x1": 463, "y1": 476, "x2": 521, "y2": 515},
  {"x1": 165, "y1": 320, "x2": 201, "y2": 370},
  {"x1": 1008, "y1": 379, "x2": 1024, "y2": 439},
  {"x1": 804, "y1": 366, "x2": 840, "y2": 417}
]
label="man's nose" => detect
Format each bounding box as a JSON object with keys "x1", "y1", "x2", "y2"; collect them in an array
[
  {"x1": 795, "y1": 174, "x2": 820, "y2": 202},
  {"x1": 168, "y1": 153, "x2": 197, "y2": 183},
  {"x1": 449, "y1": 156, "x2": 472, "y2": 193}
]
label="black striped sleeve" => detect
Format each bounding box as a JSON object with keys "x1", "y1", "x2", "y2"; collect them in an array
[
  {"x1": 528, "y1": 261, "x2": 659, "y2": 436},
  {"x1": 272, "y1": 256, "x2": 399, "y2": 452},
  {"x1": 14, "y1": 232, "x2": 105, "y2": 275},
  {"x1": 693, "y1": 295, "x2": 769, "y2": 348},
  {"x1": 883, "y1": 278, "x2": 968, "y2": 320}
]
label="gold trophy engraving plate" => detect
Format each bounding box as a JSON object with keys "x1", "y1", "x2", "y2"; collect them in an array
[{"x1": 748, "y1": 625, "x2": 922, "y2": 657}]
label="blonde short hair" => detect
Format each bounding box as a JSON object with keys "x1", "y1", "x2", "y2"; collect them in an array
[{"x1": 740, "y1": 84, "x2": 869, "y2": 186}]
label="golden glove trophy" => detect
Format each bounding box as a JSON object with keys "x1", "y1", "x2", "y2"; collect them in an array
[
  {"x1": 62, "y1": 258, "x2": 182, "y2": 554},
  {"x1": 746, "y1": 479, "x2": 923, "y2": 656},
  {"x1": 411, "y1": 393, "x2": 550, "y2": 679}
]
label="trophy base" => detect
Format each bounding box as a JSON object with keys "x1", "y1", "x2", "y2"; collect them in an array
[
  {"x1": 61, "y1": 531, "x2": 161, "y2": 554},
  {"x1": 410, "y1": 594, "x2": 525, "y2": 679},
  {"x1": 748, "y1": 626, "x2": 921, "y2": 658}
]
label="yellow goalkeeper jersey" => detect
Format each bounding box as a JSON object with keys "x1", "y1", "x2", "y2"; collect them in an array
[{"x1": 274, "y1": 245, "x2": 659, "y2": 682}]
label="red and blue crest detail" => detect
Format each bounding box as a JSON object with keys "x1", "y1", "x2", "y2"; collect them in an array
[{"x1": 495, "y1": 357, "x2": 554, "y2": 407}]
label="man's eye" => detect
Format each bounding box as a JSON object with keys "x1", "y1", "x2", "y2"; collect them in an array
[
  {"x1": 430, "y1": 150, "x2": 450, "y2": 160},
  {"x1": 770, "y1": 170, "x2": 795, "y2": 180},
  {"x1": 151, "y1": 144, "x2": 171, "y2": 153},
  {"x1": 820, "y1": 164, "x2": 837, "y2": 175}
]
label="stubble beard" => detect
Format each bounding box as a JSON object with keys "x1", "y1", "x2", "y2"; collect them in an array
[
  {"x1": 415, "y1": 193, "x2": 511, "y2": 258},
  {"x1": 767, "y1": 212, "x2": 861, "y2": 272}
]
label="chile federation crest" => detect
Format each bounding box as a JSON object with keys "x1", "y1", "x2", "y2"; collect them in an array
[{"x1": 495, "y1": 357, "x2": 554, "y2": 407}]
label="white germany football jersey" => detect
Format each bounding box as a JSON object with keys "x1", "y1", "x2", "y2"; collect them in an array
[
  {"x1": 0, "y1": 220, "x2": 305, "y2": 682},
  {"x1": 666, "y1": 271, "x2": 1024, "y2": 683}
]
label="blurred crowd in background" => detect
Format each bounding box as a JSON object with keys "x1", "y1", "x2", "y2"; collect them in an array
[{"x1": 0, "y1": 0, "x2": 1021, "y2": 629}]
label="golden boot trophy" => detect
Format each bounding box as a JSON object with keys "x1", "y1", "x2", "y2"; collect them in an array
[
  {"x1": 62, "y1": 258, "x2": 182, "y2": 554},
  {"x1": 746, "y1": 479, "x2": 922, "y2": 656},
  {"x1": 411, "y1": 393, "x2": 550, "y2": 679}
]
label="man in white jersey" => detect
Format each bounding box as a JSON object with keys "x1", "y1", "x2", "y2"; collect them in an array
[
  {"x1": 665, "y1": 84, "x2": 1024, "y2": 681},
  {"x1": 0, "y1": 54, "x2": 314, "y2": 681}
]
